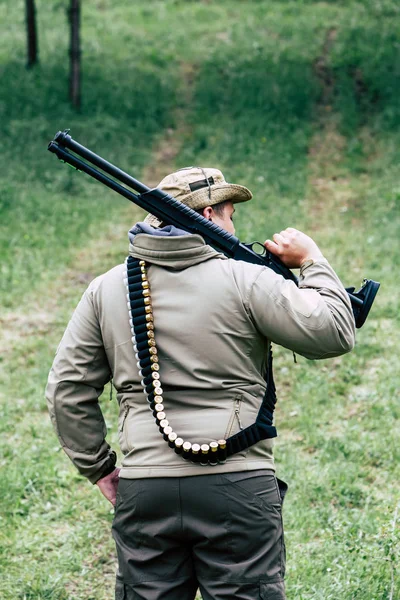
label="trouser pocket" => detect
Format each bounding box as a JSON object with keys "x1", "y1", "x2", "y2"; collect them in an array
[
  {"x1": 276, "y1": 477, "x2": 288, "y2": 504},
  {"x1": 259, "y1": 579, "x2": 286, "y2": 599}
]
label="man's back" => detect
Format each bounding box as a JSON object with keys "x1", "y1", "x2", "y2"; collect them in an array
[{"x1": 47, "y1": 230, "x2": 355, "y2": 482}]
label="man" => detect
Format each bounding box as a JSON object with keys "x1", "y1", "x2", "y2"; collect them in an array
[{"x1": 46, "y1": 166, "x2": 355, "y2": 600}]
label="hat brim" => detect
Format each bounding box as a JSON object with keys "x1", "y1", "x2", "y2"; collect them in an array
[{"x1": 144, "y1": 182, "x2": 252, "y2": 228}]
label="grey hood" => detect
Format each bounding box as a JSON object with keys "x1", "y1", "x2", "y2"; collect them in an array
[{"x1": 128, "y1": 222, "x2": 227, "y2": 270}]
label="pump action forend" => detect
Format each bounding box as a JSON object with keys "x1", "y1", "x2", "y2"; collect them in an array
[{"x1": 48, "y1": 130, "x2": 380, "y2": 328}]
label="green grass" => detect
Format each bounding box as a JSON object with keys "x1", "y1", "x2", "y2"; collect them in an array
[{"x1": 1, "y1": 1, "x2": 399, "y2": 598}]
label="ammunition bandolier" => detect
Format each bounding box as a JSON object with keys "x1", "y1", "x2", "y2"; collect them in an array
[{"x1": 125, "y1": 256, "x2": 278, "y2": 465}]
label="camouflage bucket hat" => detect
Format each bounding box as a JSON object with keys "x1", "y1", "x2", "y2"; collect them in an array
[{"x1": 144, "y1": 166, "x2": 252, "y2": 227}]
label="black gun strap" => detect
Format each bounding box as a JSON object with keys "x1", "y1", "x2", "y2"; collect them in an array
[{"x1": 125, "y1": 256, "x2": 277, "y2": 465}]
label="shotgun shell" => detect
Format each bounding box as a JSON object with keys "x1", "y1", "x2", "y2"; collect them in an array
[
  {"x1": 182, "y1": 441, "x2": 192, "y2": 459},
  {"x1": 168, "y1": 432, "x2": 178, "y2": 448},
  {"x1": 153, "y1": 404, "x2": 164, "y2": 417},
  {"x1": 159, "y1": 419, "x2": 169, "y2": 433},
  {"x1": 191, "y1": 443, "x2": 201, "y2": 463},
  {"x1": 217, "y1": 439, "x2": 227, "y2": 463},
  {"x1": 162, "y1": 426, "x2": 173, "y2": 441},
  {"x1": 200, "y1": 444, "x2": 210, "y2": 465},
  {"x1": 174, "y1": 437, "x2": 184, "y2": 454},
  {"x1": 209, "y1": 441, "x2": 219, "y2": 466}
]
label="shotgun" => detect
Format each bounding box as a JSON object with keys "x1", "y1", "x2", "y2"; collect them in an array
[{"x1": 48, "y1": 130, "x2": 379, "y2": 328}]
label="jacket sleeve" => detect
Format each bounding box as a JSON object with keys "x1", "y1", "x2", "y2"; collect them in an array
[
  {"x1": 247, "y1": 258, "x2": 356, "y2": 360},
  {"x1": 45, "y1": 283, "x2": 116, "y2": 483}
]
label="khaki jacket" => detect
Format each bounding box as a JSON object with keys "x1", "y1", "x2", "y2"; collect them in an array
[{"x1": 46, "y1": 234, "x2": 355, "y2": 483}]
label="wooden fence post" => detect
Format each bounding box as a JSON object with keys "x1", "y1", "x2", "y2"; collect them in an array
[
  {"x1": 26, "y1": 0, "x2": 39, "y2": 68},
  {"x1": 69, "y1": 0, "x2": 81, "y2": 109}
]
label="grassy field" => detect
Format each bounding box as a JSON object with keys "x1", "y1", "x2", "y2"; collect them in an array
[{"x1": 1, "y1": 1, "x2": 399, "y2": 599}]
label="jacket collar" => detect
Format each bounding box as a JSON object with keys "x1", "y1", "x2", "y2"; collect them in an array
[{"x1": 129, "y1": 233, "x2": 227, "y2": 270}]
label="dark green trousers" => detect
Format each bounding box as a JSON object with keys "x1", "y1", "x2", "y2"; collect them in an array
[{"x1": 112, "y1": 470, "x2": 287, "y2": 600}]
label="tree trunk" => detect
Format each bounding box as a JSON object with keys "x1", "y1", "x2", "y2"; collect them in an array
[
  {"x1": 25, "y1": 0, "x2": 38, "y2": 68},
  {"x1": 69, "y1": 0, "x2": 81, "y2": 109}
]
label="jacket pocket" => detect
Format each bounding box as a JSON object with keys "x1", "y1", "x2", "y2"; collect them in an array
[{"x1": 224, "y1": 394, "x2": 244, "y2": 439}]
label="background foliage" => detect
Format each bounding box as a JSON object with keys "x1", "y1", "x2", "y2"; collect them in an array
[{"x1": 0, "y1": 1, "x2": 399, "y2": 599}]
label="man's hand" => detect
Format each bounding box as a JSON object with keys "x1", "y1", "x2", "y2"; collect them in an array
[
  {"x1": 96, "y1": 468, "x2": 121, "y2": 506},
  {"x1": 264, "y1": 227, "x2": 324, "y2": 269}
]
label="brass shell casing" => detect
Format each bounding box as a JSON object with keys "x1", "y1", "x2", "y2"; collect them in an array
[
  {"x1": 209, "y1": 441, "x2": 219, "y2": 465},
  {"x1": 218, "y1": 439, "x2": 227, "y2": 463},
  {"x1": 175, "y1": 438, "x2": 184, "y2": 454},
  {"x1": 163, "y1": 426, "x2": 173, "y2": 441},
  {"x1": 168, "y1": 432, "x2": 178, "y2": 448}
]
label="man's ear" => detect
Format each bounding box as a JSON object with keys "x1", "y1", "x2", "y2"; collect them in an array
[{"x1": 202, "y1": 206, "x2": 213, "y2": 221}]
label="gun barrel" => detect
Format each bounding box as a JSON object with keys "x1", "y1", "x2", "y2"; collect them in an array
[{"x1": 53, "y1": 130, "x2": 149, "y2": 195}]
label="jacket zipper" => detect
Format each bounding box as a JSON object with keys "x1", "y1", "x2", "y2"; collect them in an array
[
  {"x1": 235, "y1": 404, "x2": 243, "y2": 431},
  {"x1": 120, "y1": 405, "x2": 130, "y2": 433},
  {"x1": 225, "y1": 396, "x2": 243, "y2": 438}
]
